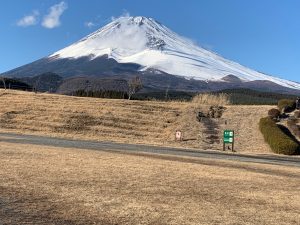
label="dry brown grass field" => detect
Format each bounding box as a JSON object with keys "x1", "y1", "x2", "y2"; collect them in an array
[
  {"x1": 0, "y1": 89, "x2": 273, "y2": 154},
  {"x1": 0, "y1": 141, "x2": 299, "y2": 225}
]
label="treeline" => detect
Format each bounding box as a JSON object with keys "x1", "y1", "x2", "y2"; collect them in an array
[
  {"x1": 132, "y1": 88, "x2": 299, "y2": 104},
  {"x1": 72, "y1": 89, "x2": 129, "y2": 99},
  {"x1": 215, "y1": 88, "x2": 298, "y2": 105},
  {"x1": 0, "y1": 78, "x2": 33, "y2": 91},
  {"x1": 132, "y1": 91, "x2": 195, "y2": 101}
]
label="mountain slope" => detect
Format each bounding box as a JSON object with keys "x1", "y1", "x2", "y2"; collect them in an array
[
  {"x1": 49, "y1": 16, "x2": 300, "y2": 90},
  {"x1": 2, "y1": 16, "x2": 300, "y2": 92}
]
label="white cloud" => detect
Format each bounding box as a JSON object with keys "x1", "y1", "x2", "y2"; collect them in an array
[
  {"x1": 42, "y1": 1, "x2": 68, "y2": 29},
  {"x1": 84, "y1": 21, "x2": 95, "y2": 28},
  {"x1": 17, "y1": 10, "x2": 39, "y2": 27},
  {"x1": 111, "y1": 11, "x2": 131, "y2": 22},
  {"x1": 89, "y1": 16, "x2": 148, "y2": 54}
]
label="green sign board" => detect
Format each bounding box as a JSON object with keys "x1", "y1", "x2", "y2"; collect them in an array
[{"x1": 223, "y1": 130, "x2": 234, "y2": 143}]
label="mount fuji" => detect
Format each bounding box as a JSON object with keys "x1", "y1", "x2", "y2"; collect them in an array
[{"x1": 3, "y1": 16, "x2": 300, "y2": 94}]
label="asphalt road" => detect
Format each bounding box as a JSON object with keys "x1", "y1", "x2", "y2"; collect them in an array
[{"x1": 0, "y1": 132, "x2": 300, "y2": 168}]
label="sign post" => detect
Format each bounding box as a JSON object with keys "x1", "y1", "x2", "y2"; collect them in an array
[
  {"x1": 223, "y1": 130, "x2": 234, "y2": 152},
  {"x1": 175, "y1": 130, "x2": 183, "y2": 141}
]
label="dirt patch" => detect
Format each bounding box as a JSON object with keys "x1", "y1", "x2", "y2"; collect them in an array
[
  {"x1": 200, "y1": 118, "x2": 221, "y2": 145},
  {"x1": 195, "y1": 106, "x2": 226, "y2": 148}
]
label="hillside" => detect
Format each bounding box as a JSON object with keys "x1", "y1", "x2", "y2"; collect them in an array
[{"x1": 0, "y1": 89, "x2": 272, "y2": 154}]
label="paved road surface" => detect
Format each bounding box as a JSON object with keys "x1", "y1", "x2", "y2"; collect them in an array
[{"x1": 0, "y1": 132, "x2": 299, "y2": 167}]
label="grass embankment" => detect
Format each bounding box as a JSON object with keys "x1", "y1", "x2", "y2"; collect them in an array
[
  {"x1": 0, "y1": 89, "x2": 272, "y2": 153},
  {"x1": 0, "y1": 89, "x2": 186, "y2": 146}
]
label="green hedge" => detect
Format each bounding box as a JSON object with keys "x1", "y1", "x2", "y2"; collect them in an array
[
  {"x1": 259, "y1": 117, "x2": 299, "y2": 155},
  {"x1": 278, "y1": 99, "x2": 296, "y2": 112}
]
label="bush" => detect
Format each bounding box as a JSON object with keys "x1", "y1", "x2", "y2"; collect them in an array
[
  {"x1": 259, "y1": 117, "x2": 299, "y2": 155},
  {"x1": 278, "y1": 99, "x2": 296, "y2": 112},
  {"x1": 268, "y1": 108, "x2": 280, "y2": 119}
]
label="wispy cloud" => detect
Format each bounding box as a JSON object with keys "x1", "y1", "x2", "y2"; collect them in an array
[
  {"x1": 111, "y1": 11, "x2": 131, "y2": 21},
  {"x1": 84, "y1": 21, "x2": 96, "y2": 28},
  {"x1": 42, "y1": 1, "x2": 68, "y2": 29},
  {"x1": 17, "y1": 10, "x2": 39, "y2": 27}
]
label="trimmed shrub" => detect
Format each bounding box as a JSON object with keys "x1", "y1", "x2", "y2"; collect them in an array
[
  {"x1": 268, "y1": 108, "x2": 280, "y2": 119},
  {"x1": 259, "y1": 117, "x2": 299, "y2": 155},
  {"x1": 278, "y1": 99, "x2": 296, "y2": 112}
]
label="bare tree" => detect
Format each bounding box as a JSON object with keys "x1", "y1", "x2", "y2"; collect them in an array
[
  {"x1": 128, "y1": 76, "x2": 143, "y2": 100},
  {"x1": 165, "y1": 84, "x2": 170, "y2": 100},
  {"x1": 1, "y1": 77, "x2": 6, "y2": 90},
  {"x1": 33, "y1": 75, "x2": 41, "y2": 93}
]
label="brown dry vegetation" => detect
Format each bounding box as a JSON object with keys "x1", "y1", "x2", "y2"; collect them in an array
[
  {"x1": 0, "y1": 89, "x2": 272, "y2": 153},
  {"x1": 0, "y1": 141, "x2": 300, "y2": 225},
  {"x1": 222, "y1": 105, "x2": 273, "y2": 153},
  {"x1": 192, "y1": 93, "x2": 230, "y2": 105}
]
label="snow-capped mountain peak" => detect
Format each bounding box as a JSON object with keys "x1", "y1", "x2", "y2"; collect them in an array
[{"x1": 49, "y1": 16, "x2": 300, "y2": 90}]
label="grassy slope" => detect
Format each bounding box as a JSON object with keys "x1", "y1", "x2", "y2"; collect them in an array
[{"x1": 0, "y1": 89, "x2": 272, "y2": 153}]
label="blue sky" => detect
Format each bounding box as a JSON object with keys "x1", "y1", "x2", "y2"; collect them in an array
[{"x1": 1, "y1": 0, "x2": 299, "y2": 82}]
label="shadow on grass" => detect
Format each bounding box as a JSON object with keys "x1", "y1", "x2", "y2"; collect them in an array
[{"x1": 278, "y1": 124, "x2": 300, "y2": 155}]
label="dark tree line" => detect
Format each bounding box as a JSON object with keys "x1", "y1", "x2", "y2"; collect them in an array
[
  {"x1": 0, "y1": 78, "x2": 33, "y2": 91},
  {"x1": 215, "y1": 88, "x2": 299, "y2": 105},
  {"x1": 72, "y1": 89, "x2": 129, "y2": 99},
  {"x1": 71, "y1": 76, "x2": 143, "y2": 100}
]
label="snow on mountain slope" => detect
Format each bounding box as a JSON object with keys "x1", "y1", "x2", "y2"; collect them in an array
[{"x1": 50, "y1": 16, "x2": 300, "y2": 90}]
